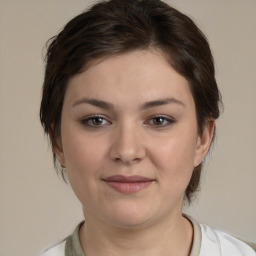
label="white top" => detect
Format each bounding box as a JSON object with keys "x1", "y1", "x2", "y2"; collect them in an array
[
  {"x1": 199, "y1": 224, "x2": 255, "y2": 256},
  {"x1": 41, "y1": 240, "x2": 66, "y2": 256},
  {"x1": 40, "y1": 218, "x2": 256, "y2": 256}
]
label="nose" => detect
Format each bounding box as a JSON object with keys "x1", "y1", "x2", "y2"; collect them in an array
[{"x1": 109, "y1": 122, "x2": 145, "y2": 165}]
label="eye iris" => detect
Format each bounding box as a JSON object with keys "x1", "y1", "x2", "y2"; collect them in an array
[
  {"x1": 153, "y1": 117, "x2": 164, "y2": 125},
  {"x1": 92, "y1": 117, "x2": 103, "y2": 125}
]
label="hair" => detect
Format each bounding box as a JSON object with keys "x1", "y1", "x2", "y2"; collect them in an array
[{"x1": 40, "y1": 0, "x2": 222, "y2": 203}]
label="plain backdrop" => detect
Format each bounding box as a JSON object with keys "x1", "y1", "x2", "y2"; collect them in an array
[{"x1": 0, "y1": 0, "x2": 255, "y2": 255}]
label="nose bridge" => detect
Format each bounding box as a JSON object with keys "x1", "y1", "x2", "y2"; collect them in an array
[{"x1": 110, "y1": 119, "x2": 145, "y2": 164}]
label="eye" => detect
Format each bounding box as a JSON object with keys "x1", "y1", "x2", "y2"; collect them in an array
[
  {"x1": 146, "y1": 115, "x2": 174, "y2": 127},
  {"x1": 81, "y1": 115, "x2": 111, "y2": 128}
]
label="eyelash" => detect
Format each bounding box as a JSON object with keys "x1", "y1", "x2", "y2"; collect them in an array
[
  {"x1": 81, "y1": 115, "x2": 174, "y2": 128},
  {"x1": 145, "y1": 115, "x2": 174, "y2": 127},
  {"x1": 81, "y1": 115, "x2": 111, "y2": 128}
]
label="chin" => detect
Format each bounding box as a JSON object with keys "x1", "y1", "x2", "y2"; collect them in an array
[
  {"x1": 108, "y1": 216, "x2": 154, "y2": 230},
  {"x1": 101, "y1": 204, "x2": 158, "y2": 230}
]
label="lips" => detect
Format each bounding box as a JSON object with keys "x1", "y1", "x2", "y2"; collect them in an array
[{"x1": 103, "y1": 175, "x2": 154, "y2": 194}]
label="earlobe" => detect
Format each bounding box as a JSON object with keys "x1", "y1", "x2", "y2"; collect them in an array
[
  {"x1": 55, "y1": 143, "x2": 66, "y2": 168},
  {"x1": 194, "y1": 120, "x2": 215, "y2": 167},
  {"x1": 51, "y1": 134, "x2": 66, "y2": 168},
  {"x1": 56, "y1": 150, "x2": 66, "y2": 168}
]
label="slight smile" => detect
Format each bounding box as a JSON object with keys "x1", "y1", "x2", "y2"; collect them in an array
[{"x1": 102, "y1": 175, "x2": 155, "y2": 194}]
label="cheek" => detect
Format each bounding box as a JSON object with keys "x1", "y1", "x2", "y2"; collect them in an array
[
  {"x1": 61, "y1": 130, "x2": 109, "y2": 205},
  {"x1": 150, "y1": 129, "x2": 198, "y2": 187},
  {"x1": 63, "y1": 137, "x2": 106, "y2": 174},
  {"x1": 60, "y1": 121, "x2": 109, "y2": 180}
]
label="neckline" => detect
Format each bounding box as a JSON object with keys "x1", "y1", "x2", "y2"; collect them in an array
[
  {"x1": 70, "y1": 214, "x2": 202, "y2": 256},
  {"x1": 183, "y1": 214, "x2": 202, "y2": 256}
]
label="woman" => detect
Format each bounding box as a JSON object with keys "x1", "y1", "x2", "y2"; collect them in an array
[{"x1": 40, "y1": 0, "x2": 256, "y2": 255}]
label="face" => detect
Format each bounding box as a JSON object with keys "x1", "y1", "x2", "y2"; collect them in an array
[{"x1": 57, "y1": 50, "x2": 213, "y2": 229}]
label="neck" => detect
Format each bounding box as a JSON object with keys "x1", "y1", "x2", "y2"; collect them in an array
[{"x1": 79, "y1": 211, "x2": 193, "y2": 256}]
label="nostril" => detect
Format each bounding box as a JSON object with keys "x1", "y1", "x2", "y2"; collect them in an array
[
  {"x1": 114, "y1": 156, "x2": 142, "y2": 165},
  {"x1": 114, "y1": 157, "x2": 122, "y2": 163}
]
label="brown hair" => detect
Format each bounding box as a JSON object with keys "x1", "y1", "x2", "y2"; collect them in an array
[{"x1": 40, "y1": 0, "x2": 222, "y2": 203}]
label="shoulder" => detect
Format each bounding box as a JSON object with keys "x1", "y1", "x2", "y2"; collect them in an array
[
  {"x1": 200, "y1": 224, "x2": 256, "y2": 256},
  {"x1": 40, "y1": 239, "x2": 66, "y2": 256},
  {"x1": 39, "y1": 221, "x2": 85, "y2": 256}
]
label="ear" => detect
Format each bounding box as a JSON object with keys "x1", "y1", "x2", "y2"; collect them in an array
[
  {"x1": 56, "y1": 140, "x2": 66, "y2": 168},
  {"x1": 50, "y1": 132, "x2": 66, "y2": 168},
  {"x1": 194, "y1": 119, "x2": 215, "y2": 167}
]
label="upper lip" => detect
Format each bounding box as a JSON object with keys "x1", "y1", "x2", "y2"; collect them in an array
[{"x1": 103, "y1": 175, "x2": 153, "y2": 183}]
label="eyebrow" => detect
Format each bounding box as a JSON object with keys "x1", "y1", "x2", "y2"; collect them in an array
[
  {"x1": 72, "y1": 98, "x2": 114, "y2": 109},
  {"x1": 72, "y1": 97, "x2": 185, "y2": 109},
  {"x1": 141, "y1": 98, "x2": 185, "y2": 109}
]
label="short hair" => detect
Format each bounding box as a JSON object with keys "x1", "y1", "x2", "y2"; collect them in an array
[{"x1": 40, "y1": 0, "x2": 222, "y2": 203}]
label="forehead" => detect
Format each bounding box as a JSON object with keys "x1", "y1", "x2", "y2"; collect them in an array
[{"x1": 65, "y1": 50, "x2": 194, "y2": 108}]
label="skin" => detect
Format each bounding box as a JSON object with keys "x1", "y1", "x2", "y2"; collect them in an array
[{"x1": 57, "y1": 50, "x2": 214, "y2": 256}]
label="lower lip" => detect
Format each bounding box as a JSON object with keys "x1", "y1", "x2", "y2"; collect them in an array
[{"x1": 104, "y1": 181, "x2": 153, "y2": 194}]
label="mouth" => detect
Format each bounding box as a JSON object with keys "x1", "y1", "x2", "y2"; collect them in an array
[{"x1": 102, "y1": 175, "x2": 154, "y2": 194}]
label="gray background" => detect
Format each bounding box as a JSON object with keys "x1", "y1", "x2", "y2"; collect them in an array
[{"x1": 0, "y1": 0, "x2": 255, "y2": 255}]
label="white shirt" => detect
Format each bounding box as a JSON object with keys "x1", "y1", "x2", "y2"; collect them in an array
[{"x1": 40, "y1": 220, "x2": 256, "y2": 256}]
